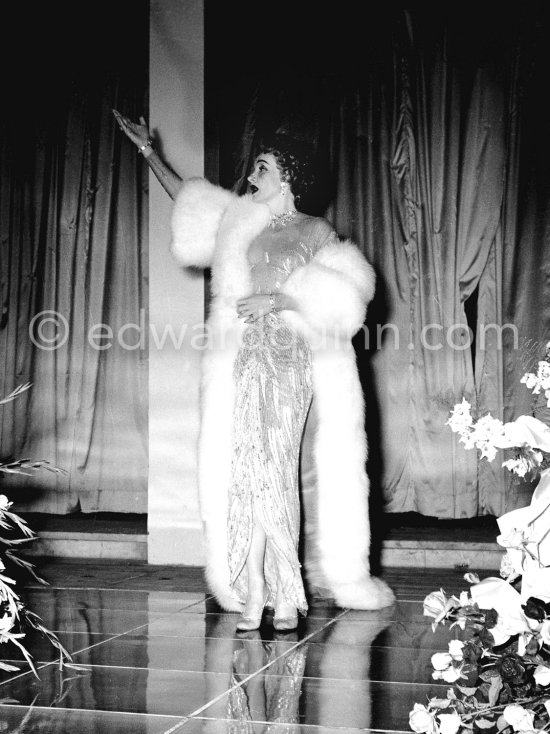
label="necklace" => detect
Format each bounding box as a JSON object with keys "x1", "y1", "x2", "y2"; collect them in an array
[{"x1": 269, "y1": 209, "x2": 298, "y2": 229}]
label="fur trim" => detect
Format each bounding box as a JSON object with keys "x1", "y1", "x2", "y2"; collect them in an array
[
  {"x1": 170, "y1": 178, "x2": 236, "y2": 268},
  {"x1": 204, "y1": 543, "x2": 244, "y2": 612},
  {"x1": 315, "y1": 240, "x2": 376, "y2": 303},
  {"x1": 281, "y1": 241, "x2": 375, "y2": 336},
  {"x1": 197, "y1": 321, "x2": 243, "y2": 612},
  {"x1": 312, "y1": 343, "x2": 372, "y2": 588},
  {"x1": 331, "y1": 576, "x2": 396, "y2": 610}
]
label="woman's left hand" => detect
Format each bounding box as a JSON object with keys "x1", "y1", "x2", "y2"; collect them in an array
[
  {"x1": 236, "y1": 295, "x2": 273, "y2": 323},
  {"x1": 113, "y1": 110, "x2": 151, "y2": 150}
]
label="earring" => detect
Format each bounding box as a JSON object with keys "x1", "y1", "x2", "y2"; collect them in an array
[{"x1": 280, "y1": 182, "x2": 287, "y2": 196}]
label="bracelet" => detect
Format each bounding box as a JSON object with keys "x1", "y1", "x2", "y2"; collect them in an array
[
  {"x1": 269, "y1": 294, "x2": 276, "y2": 312},
  {"x1": 138, "y1": 138, "x2": 153, "y2": 155}
]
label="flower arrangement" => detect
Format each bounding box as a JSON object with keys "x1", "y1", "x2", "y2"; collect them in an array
[
  {"x1": 409, "y1": 344, "x2": 550, "y2": 734},
  {"x1": 410, "y1": 576, "x2": 550, "y2": 734},
  {"x1": 446, "y1": 346, "x2": 550, "y2": 479},
  {"x1": 0, "y1": 384, "x2": 74, "y2": 676}
]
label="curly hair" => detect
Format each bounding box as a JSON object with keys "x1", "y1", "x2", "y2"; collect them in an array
[{"x1": 255, "y1": 134, "x2": 316, "y2": 204}]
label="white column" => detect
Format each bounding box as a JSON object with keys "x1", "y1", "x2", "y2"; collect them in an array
[{"x1": 148, "y1": 0, "x2": 205, "y2": 564}]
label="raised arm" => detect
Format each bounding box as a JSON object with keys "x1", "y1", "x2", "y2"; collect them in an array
[{"x1": 113, "y1": 110, "x2": 183, "y2": 200}]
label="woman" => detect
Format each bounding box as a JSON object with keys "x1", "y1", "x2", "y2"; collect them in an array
[{"x1": 113, "y1": 111, "x2": 395, "y2": 630}]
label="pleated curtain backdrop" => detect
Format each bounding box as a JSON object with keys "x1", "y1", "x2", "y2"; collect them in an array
[
  {"x1": 327, "y1": 12, "x2": 511, "y2": 518},
  {"x1": 0, "y1": 4, "x2": 149, "y2": 513},
  {"x1": 3, "y1": 3, "x2": 550, "y2": 519},
  {"x1": 210, "y1": 3, "x2": 550, "y2": 517}
]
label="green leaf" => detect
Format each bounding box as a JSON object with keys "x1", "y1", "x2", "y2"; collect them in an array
[
  {"x1": 475, "y1": 718, "x2": 496, "y2": 729},
  {"x1": 430, "y1": 698, "x2": 453, "y2": 709},
  {"x1": 487, "y1": 676, "x2": 503, "y2": 707},
  {"x1": 457, "y1": 686, "x2": 479, "y2": 696},
  {"x1": 0, "y1": 662, "x2": 20, "y2": 672},
  {"x1": 10, "y1": 637, "x2": 37, "y2": 678},
  {"x1": 62, "y1": 663, "x2": 90, "y2": 672}
]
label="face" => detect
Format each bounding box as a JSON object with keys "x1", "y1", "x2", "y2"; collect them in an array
[{"x1": 247, "y1": 153, "x2": 285, "y2": 204}]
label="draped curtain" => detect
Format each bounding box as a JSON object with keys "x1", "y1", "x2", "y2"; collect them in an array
[
  {"x1": 0, "y1": 3, "x2": 149, "y2": 513},
  {"x1": 208, "y1": 3, "x2": 550, "y2": 517},
  {"x1": 328, "y1": 10, "x2": 511, "y2": 517}
]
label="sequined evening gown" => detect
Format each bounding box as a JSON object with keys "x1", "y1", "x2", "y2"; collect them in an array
[{"x1": 227, "y1": 215, "x2": 337, "y2": 615}]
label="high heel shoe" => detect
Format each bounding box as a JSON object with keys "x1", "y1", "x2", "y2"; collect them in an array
[
  {"x1": 273, "y1": 603, "x2": 299, "y2": 631},
  {"x1": 273, "y1": 615, "x2": 298, "y2": 631},
  {"x1": 236, "y1": 592, "x2": 269, "y2": 632},
  {"x1": 236, "y1": 611, "x2": 264, "y2": 632}
]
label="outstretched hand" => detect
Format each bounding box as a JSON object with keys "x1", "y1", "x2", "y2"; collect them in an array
[{"x1": 112, "y1": 109, "x2": 150, "y2": 149}]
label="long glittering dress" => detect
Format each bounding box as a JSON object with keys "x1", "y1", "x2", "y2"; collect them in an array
[{"x1": 227, "y1": 215, "x2": 337, "y2": 616}]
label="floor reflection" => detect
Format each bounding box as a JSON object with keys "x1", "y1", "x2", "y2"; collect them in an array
[
  {"x1": 205, "y1": 611, "x2": 395, "y2": 730},
  {"x1": 0, "y1": 563, "x2": 468, "y2": 732},
  {"x1": 227, "y1": 631, "x2": 307, "y2": 728},
  {"x1": 0, "y1": 704, "x2": 180, "y2": 734}
]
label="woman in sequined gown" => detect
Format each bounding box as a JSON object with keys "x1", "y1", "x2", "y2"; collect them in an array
[
  {"x1": 114, "y1": 110, "x2": 327, "y2": 628},
  {"x1": 114, "y1": 110, "x2": 395, "y2": 628}
]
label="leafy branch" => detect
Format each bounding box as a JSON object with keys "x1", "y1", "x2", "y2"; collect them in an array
[{"x1": 0, "y1": 384, "x2": 80, "y2": 677}]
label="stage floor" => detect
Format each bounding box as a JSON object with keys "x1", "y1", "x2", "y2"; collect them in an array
[{"x1": 0, "y1": 559, "x2": 479, "y2": 733}]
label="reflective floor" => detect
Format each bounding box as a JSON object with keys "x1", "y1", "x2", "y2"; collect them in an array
[{"x1": 0, "y1": 561, "x2": 469, "y2": 733}]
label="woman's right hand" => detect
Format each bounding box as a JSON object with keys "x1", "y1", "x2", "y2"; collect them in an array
[{"x1": 112, "y1": 109, "x2": 151, "y2": 150}]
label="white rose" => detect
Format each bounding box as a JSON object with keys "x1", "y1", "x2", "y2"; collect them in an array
[
  {"x1": 423, "y1": 590, "x2": 459, "y2": 629},
  {"x1": 437, "y1": 712, "x2": 462, "y2": 734},
  {"x1": 441, "y1": 667, "x2": 462, "y2": 683},
  {"x1": 409, "y1": 703, "x2": 438, "y2": 734},
  {"x1": 424, "y1": 590, "x2": 448, "y2": 619},
  {"x1": 432, "y1": 666, "x2": 462, "y2": 683},
  {"x1": 431, "y1": 652, "x2": 453, "y2": 671},
  {"x1": 533, "y1": 665, "x2": 550, "y2": 687},
  {"x1": 448, "y1": 640, "x2": 464, "y2": 661},
  {"x1": 0, "y1": 495, "x2": 11, "y2": 511},
  {"x1": 503, "y1": 704, "x2": 535, "y2": 732}
]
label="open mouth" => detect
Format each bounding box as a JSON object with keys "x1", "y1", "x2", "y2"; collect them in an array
[{"x1": 249, "y1": 184, "x2": 258, "y2": 194}]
